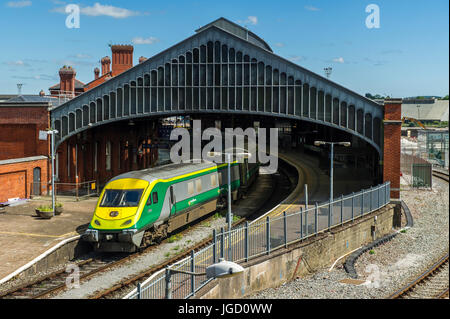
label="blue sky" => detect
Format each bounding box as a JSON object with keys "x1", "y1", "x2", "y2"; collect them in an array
[{"x1": 0, "y1": 0, "x2": 448, "y2": 97}]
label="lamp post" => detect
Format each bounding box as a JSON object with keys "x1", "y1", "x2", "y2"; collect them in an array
[
  {"x1": 164, "y1": 258, "x2": 243, "y2": 299},
  {"x1": 314, "y1": 140, "x2": 351, "y2": 227},
  {"x1": 47, "y1": 129, "x2": 58, "y2": 216}
]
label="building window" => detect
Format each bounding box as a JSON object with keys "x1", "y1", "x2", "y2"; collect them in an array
[
  {"x1": 94, "y1": 142, "x2": 98, "y2": 173},
  {"x1": 118, "y1": 142, "x2": 121, "y2": 170},
  {"x1": 55, "y1": 153, "x2": 59, "y2": 181},
  {"x1": 67, "y1": 143, "x2": 70, "y2": 177},
  {"x1": 106, "y1": 141, "x2": 111, "y2": 171}
]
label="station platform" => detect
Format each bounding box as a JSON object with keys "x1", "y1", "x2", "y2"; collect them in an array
[{"x1": 0, "y1": 198, "x2": 97, "y2": 281}]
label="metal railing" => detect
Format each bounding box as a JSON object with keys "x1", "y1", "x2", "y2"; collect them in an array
[
  {"x1": 126, "y1": 181, "x2": 390, "y2": 299},
  {"x1": 31, "y1": 180, "x2": 98, "y2": 200}
]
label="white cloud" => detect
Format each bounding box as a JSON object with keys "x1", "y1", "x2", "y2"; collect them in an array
[
  {"x1": 237, "y1": 16, "x2": 258, "y2": 26},
  {"x1": 132, "y1": 36, "x2": 160, "y2": 45},
  {"x1": 305, "y1": 5, "x2": 320, "y2": 11},
  {"x1": 333, "y1": 57, "x2": 345, "y2": 63},
  {"x1": 274, "y1": 42, "x2": 285, "y2": 48},
  {"x1": 6, "y1": 1, "x2": 32, "y2": 8},
  {"x1": 4, "y1": 60, "x2": 29, "y2": 66},
  {"x1": 81, "y1": 3, "x2": 140, "y2": 18},
  {"x1": 51, "y1": 2, "x2": 142, "y2": 19},
  {"x1": 69, "y1": 53, "x2": 92, "y2": 59},
  {"x1": 289, "y1": 55, "x2": 305, "y2": 62}
]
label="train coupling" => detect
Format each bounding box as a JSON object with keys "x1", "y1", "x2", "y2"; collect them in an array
[{"x1": 82, "y1": 229, "x2": 99, "y2": 242}]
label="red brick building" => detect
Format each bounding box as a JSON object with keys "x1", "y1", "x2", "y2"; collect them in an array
[{"x1": 0, "y1": 97, "x2": 51, "y2": 202}]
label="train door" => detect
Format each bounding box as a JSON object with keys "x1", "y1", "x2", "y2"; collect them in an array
[{"x1": 169, "y1": 185, "x2": 176, "y2": 213}]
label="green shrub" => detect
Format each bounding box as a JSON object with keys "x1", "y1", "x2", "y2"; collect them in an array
[
  {"x1": 37, "y1": 205, "x2": 53, "y2": 212},
  {"x1": 168, "y1": 234, "x2": 183, "y2": 243},
  {"x1": 369, "y1": 249, "x2": 375, "y2": 255}
]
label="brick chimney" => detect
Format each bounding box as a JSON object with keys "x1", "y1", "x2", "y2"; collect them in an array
[
  {"x1": 111, "y1": 45, "x2": 133, "y2": 76},
  {"x1": 101, "y1": 56, "x2": 111, "y2": 75},
  {"x1": 59, "y1": 66, "x2": 76, "y2": 96},
  {"x1": 94, "y1": 67, "x2": 100, "y2": 80}
]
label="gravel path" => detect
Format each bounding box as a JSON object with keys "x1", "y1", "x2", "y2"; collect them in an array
[{"x1": 247, "y1": 176, "x2": 449, "y2": 299}]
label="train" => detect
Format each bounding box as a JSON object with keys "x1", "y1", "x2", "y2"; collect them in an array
[{"x1": 83, "y1": 158, "x2": 259, "y2": 252}]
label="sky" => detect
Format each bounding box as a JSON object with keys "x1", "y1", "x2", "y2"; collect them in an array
[{"x1": 0, "y1": 0, "x2": 448, "y2": 98}]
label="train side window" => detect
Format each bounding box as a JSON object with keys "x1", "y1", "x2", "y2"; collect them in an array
[
  {"x1": 195, "y1": 179, "x2": 202, "y2": 192},
  {"x1": 188, "y1": 182, "x2": 194, "y2": 196},
  {"x1": 218, "y1": 172, "x2": 222, "y2": 185},
  {"x1": 146, "y1": 195, "x2": 152, "y2": 205},
  {"x1": 210, "y1": 174, "x2": 217, "y2": 187},
  {"x1": 152, "y1": 192, "x2": 158, "y2": 204}
]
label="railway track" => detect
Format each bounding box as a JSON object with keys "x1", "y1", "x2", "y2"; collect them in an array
[
  {"x1": 0, "y1": 211, "x2": 246, "y2": 300},
  {"x1": 432, "y1": 170, "x2": 449, "y2": 182},
  {"x1": 388, "y1": 253, "x2": 449, "y2": 299},
  {"x1": 388, "y1": 169, "x2": 449, "y2": 299}
]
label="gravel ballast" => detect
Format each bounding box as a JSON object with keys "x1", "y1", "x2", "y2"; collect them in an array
[{"x1": 248, "y1": 176, "x2": 449, "y2": 299}]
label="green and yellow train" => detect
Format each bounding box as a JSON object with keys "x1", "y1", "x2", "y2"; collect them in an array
[{"x1": 83, "y1": 159, "x2": 259, "y2": 252}]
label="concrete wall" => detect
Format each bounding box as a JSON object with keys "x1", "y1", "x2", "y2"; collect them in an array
[{"x1": 195, "y1": 203, "x2": 398, "y2": 299}]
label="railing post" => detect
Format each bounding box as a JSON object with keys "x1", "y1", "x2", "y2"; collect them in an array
[
  {"x1": 191, "y1": 250, "x2": 195, "y2": 296},
  {"x1": 314, "y1": 203, "x2": 318, "y2": 236},
  {"x1": 220, "y1": 227, "x2": 224, "y2": 259},
  {"x1": 351, "y1": 192, "x2": 354, "y2": 222},
  {"x1": 361, "y1": 189, "x2": 364, "y2": 216},
  {"x1": 369, "y1": 186, "x2": 373, "y2": 212},
  {"x1": 340, "y1": 194, "x2": 344, "y2": 226},
  {"x1": 245, "y1": 221, "x2": 249, "y2": 262},
  {"x1": 328, "y1": 199, "x2": 332, "y2": 229},
  {"x1": 377, "y1": 185, "x2": 380, "y2": 208},
  {"x1": 165, "y1": 268, "x2": 172, "y2": 299},
  {"x1": 283, "y1": 212, "x2": 287, "y2": 248},
  {"x1": 266, "y1": 216, "x2": 270, "y2": 255},
  {"x1": 300, "y1": 208, "x2": 303, "y2": 239},
  {"x1": 212, "y1": 229, "x2": 217, "y2": 264},
  {"x1": 137, "y1": 282, "x2": 141, "y2": 299},
  {"x1": 305, "y1": 207, "x2": 308, "y2": 237}
]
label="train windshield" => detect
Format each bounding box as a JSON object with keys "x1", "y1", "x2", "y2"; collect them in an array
[{"x1": 100, "y1": 189, "x2": 144, "y2": 207}]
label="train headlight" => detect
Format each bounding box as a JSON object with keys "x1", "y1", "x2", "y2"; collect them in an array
[
  {"x1": 94, "y1": 219, "x2": 101, "y2": 226},
  {"x1": 121, "y1": 219, "x2": 132, "y2": 227}
]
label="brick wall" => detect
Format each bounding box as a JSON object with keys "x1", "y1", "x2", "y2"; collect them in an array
[
  {"x1": 383, "y1": 99, "x2": 402, "y2": 199},
  {"x1": 0, "y1": 105, "x2": 50, "y2": 161},
  {"x1": 56, "y1": 121, "x2": 159, "y2": 187},
  {"x1": 0, "y1": 157, "x2": 48, "y2": 202}
]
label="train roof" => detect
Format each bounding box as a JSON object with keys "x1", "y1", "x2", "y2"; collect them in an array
[{"x1": 109, "y1": 161, "x2": 218, "y2": 184}]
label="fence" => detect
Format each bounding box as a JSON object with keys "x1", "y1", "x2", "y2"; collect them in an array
[
  {"x1": 401, "y1": 148, "x2": 433, "y2": 187},
  {"x1": 31, "y1": 180, "x2": 98, "y2": 200},
  {"x1": 126, "y1": 181, "x2": 390, "y2": 299}
]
